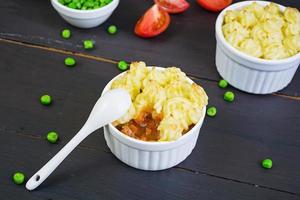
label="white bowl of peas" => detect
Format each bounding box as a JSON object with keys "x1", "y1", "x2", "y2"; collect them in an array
[{"x1": 51, "y1": 0, "x2": 119, "y2": 28}]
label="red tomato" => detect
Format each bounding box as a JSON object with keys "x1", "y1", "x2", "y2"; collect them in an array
[
  {"x1": 196, "y1": 0, "x2": 232, "y2": 12},
  {"x1": 154, "y1": 0, "x2": 190, "y2": 14},
  {"x1": 135, "y1": 4, "x2": 171, "y2": 38}
]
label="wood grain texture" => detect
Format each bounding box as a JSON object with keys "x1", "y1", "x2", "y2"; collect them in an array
[
  {"x1": 182, "y1": 78, "x2": 300, "y2": 194},
  {"x1": 0, "y1": 0, "x2": 299, "y2": 96},
  {"x1": 0, "y1": 41, "x2": 300, "y2": 198},
  {"x1": 2, "y1": 133, "x2": 300, "y2": 200}
]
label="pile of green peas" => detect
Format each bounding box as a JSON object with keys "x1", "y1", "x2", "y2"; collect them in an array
[{"x1": 58, "y1": 0, "x2": 113, "y2": 10}]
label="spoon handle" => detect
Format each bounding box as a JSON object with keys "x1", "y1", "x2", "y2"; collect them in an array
[
  {"x1": 25, "y1": 89, "x2": 131, "y2": 191},
  {"x1": 26, "y1": 125, "x2": 93, "y2": 191}
]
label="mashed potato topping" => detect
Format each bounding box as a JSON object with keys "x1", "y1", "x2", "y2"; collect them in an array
[
  {"x1": 110, "y1": 62, "x2": 208, "y2": 141},
  {"x1": 222, "y1": 2, "x2": 300, "y2": 60}
]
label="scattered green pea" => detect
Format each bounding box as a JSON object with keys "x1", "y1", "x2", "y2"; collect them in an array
[
  {"x1": 206, "y1": 106, "x2": 217, "y2": 117},
  {"x1": 59, "y1": 0, "x2": 112, "y2": 10},
  {"x1": 262, "y1": 158, "x2": 273, "y2": 169},
  {"x1": 224, "y1": 91, "x2": 235, "y2": 102},
  {"x1": 13, "y1": 172, "x2": 25, "y2": 185},
  {"x1": 117, "y1": 60, "x2": 128, "y2": 71},
  {"x1": 61, "y1": 29, "x2": 71, "y2": 39},
  {"x1": 218, "y1": 79, "x2": 228, "y2": 88},
  {"x1": 40, "y1": 95, "x2": 52, "y2": 105},
  {"x1": 64, "y1": 57, "x2": 76, "y2": 67},
  {"x1": 107, "y1": 25, "x2": 117, "y2": 34},
  {"x1": 47, "y1": 131, "x2": 59, "y2": 143},
  {"x1": 83, "y1": 40, "x2": 94, "y2": 49}
]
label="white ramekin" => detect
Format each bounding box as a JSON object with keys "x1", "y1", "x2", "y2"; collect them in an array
[
  {"x1": 101, "y1": 67, "x2": 206, "y2": 171},
  {"x1": 215, "y1": 1, "x2": 300, "y2": 94},
  {"x1": 51, "y1": 0, "x2": 119, "y2": 28}
]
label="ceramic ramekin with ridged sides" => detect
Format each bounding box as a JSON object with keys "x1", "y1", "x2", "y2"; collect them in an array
[
  {"x1": 101, "y1": 67, "x2": 206, "y2": 171},
  {"x1": 51, "y1": 0, "x2": 119, "y2": 28},
  {"x1": 215, "y1": 1, "x2": 300, "y2": 94}
]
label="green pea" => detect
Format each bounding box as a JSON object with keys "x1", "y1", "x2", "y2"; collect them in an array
[
  {"x1": 13, "y1": 172, "x2": 25, "y2": 185},
  {"x1": 68, "y1": 2, "x2": 77, "y2": 9},
  {"x1": 40, "y1": 95, "x2": 52, "y2": 105},
  {"x1": 64, "y1": 57, "x2": 76, "y2": 67},
  {"x1": 206, "y1": 106, "x2": 217, "y2": 117},
  {"x1": 47, "y1": 131, "x2": 59, "y2": 143},
  {"x1": 61, "y1": 29, "x2": 71, "y2": 39},
  {"x1": 224, "y1": 91, "x2": 235, "y2": 102},
  {"x1": 104, "y1": 0, "x2": 112, "y2": 4},
  {"x1": 262, "y1": 158, "x2": 273, "y2": 169},
  {"x1": 107, "y1": 25, "x2": 117, "y2": 34},
  {"x1": 58, "y1": 0, "x2": 65, "y2": 5},
  {"x1": 76, "y1": 2, "x2": 82, "y2": 8},
  {"x1": 218, "y1": 79, "x2": 228, "y2": 88},
  {"x1": 83, "y1": 1, "x2": 94, "y2": 8},
  {"x1": 83, "y1": 40, "x2": 94, "y2": 49},
  {"x1": 117, "y1": 61, "x2": 128, "y2": 71}
]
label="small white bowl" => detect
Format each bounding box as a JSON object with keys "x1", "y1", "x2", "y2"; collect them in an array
[
  {"x1": 101, "y1": 67, "x2": 206, "y2": 171},
  {"x1": 51, "y1": 0, "x2": 119, "y2": 28},
  {"x1": 215, "y1": 1, "x2": 300, "y2": 94}
]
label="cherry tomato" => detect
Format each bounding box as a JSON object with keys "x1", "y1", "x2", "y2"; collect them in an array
[
  {"x1": 196, "y1": 0, "x2": 232, "y2": 12},
  {"x1": 154, "y1": 0, "x2": 190, "y2": 14},
  {"x1": 135, "y1": 4, "x2": 171, "y2": 38}
]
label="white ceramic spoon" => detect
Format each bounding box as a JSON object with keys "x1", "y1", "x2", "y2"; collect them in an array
[{"x1": 26, "y1": 88, "x2": 131, "y2": 191}]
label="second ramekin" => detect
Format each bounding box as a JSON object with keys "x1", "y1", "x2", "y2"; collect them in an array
[
  {"x1": 101, "y1": 67, "x2": 206, "y2": 171},
  {"x1": 215, "y1": 1, "x2": 300, "y2": 94}
]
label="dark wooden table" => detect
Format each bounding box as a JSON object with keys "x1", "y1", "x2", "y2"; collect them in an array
[{"x1": 0, "y1": 0, "x2": 299, "y2": 199}]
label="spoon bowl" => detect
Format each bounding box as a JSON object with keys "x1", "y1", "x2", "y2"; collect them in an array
[{"x1": 26, "y1": 88, "x2": 131, "y2": 190}]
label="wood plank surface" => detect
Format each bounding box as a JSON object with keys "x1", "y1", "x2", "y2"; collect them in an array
[
  {"x1": 182, "y1": 78, "x2": 300, "y2": 194},
  {"x1": 0, "y1": 0, "x2": 299, "y2": 96},
  {"x1": 0, "y1": 41, "x2": 299, "y2": 198},
  {"x1": 1, "y1": 132, "x2": 300, "y2": 200}
]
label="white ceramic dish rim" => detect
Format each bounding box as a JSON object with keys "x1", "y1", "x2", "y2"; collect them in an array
[
  {"x1": 51, "y1": 0, "x2": 119, "y2": 18},
  {"x1": 101, "y1": 67, "x2": 207, "y2": 150},
  {"x1": 215, "y1": 1, "x2": 300, "y2": 68}
]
